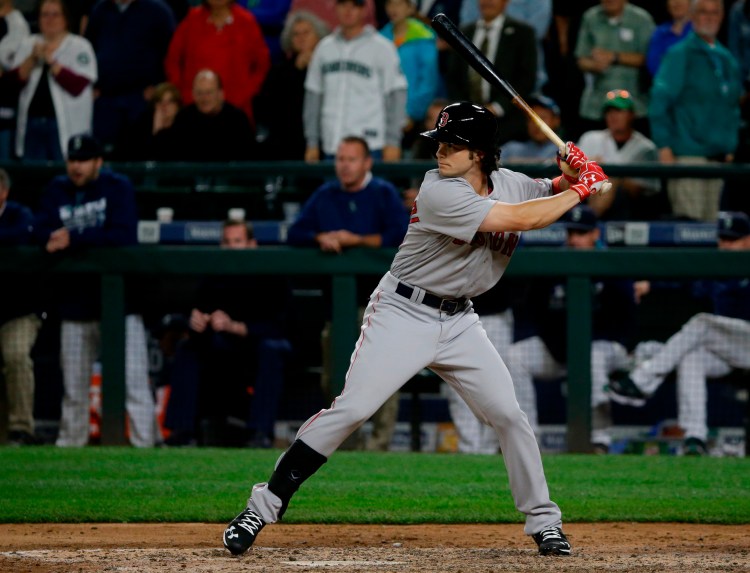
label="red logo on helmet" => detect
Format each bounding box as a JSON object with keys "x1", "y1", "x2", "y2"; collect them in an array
[{"x1": 438, "y1": 112, "x2": 449, "y2": 128}]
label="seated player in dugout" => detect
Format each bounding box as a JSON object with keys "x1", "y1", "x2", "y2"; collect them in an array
[
  {"x1": 163, "y1": 220, "x2": 291, "y2": 448},
  {"x1": 223, "y1": 102, "x2": 610, "y2": 557}
]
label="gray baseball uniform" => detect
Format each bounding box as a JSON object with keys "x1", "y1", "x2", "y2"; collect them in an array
[{"x1": 247, "y1": 168, "x2": 564, "y2": 535}]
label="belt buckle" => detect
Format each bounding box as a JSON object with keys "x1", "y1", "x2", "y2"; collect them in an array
[{"x1": 439, "y1": 298, "x2": 459, "y2": 315}]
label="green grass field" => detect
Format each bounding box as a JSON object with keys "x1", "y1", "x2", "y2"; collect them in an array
[{"x1": 1, "y1": 448, "x2": 748, "y2": 524}]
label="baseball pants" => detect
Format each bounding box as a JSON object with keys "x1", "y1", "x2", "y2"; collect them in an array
[
  {"x1": 445, "y1": 310, "x2": 512, "y2": 454},
  {"x1": 0, "y1": 314, "x2": 42, "y2": 435},
  {"x1": 56, "y1": 315, "x2": 155, "y2": 447},
  {"x1": 632, "y1": 313, "x2": 750, "y2": 441},
  {"x1": 507, "y1": 337, "x2": 629, "y2": 446},
  {"x1": 249, "y1": 273, "x2": 562, "y2": 535}
]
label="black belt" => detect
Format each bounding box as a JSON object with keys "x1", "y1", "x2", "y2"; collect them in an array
[{"x1": 395, "y1": 282, "x2": 467, "y2": 315}]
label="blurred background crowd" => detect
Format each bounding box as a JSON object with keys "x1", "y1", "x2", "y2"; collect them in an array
[{"x1": 0, "y1": 0, "x2": 748, "y2": 456}]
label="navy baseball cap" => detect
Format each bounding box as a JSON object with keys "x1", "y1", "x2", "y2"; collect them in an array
[
  {"x1": 717, "y1": 211, "x2": 750, "y2": 240},
  {"x1": 528, "y1": 94, "x2": 560, "y2": 116},
  {"x1": 67, "y1": 134, "x2": 103, "y2": 161},
  {"x1": 337, "y1": 0, "x2": 365, "y2": 5},
  {"x1": 560, "y1": 205, "x2": 598, "y2": 231}
]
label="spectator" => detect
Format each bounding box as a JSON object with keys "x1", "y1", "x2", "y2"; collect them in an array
[
  {"x1": 168, "y1": 69, "x2": 255, "y2": 161},
  {"x1": 576, "y1": 89, "x2": 663, "y2": 220},
  {"x1": 460, "y1": 0, "x2": 552, "y2": 92},
  {"x1": 12, "y1": 0, "x2": 96, "y2": 161},
  {"x1": 116, "y1": 81, "x2": 181, "y2": 161},
  {"x1": 649, "y1": 0, "x2": 741, "y2": 222},
  {"x1": 85, "y1": 0, "x2": 175, "y2": 157},
  {"x1": 501, "y1": 94, "x2": 562, "y2": 164},
  {"x1": 287, "y1": 136, "x2": 407, "y2": 450},
  {"x1": 608, "y1": 211, "x2": 750, "y2": 456},
  {"x1": 0, "y1": 0, "x2": 30, "y2": 160},
  {"x1": 32, "y1": 134, "x2": 155, "y2": 447},
  {"x1": 164, "y1": 220, "x2": 291, "y2": 448},
  {"x1": 0, "y1": 168, "x2": 43, "y2": 446},
  {"x1": 165, "y1": 0, "x2": 270, "y2": 125},
  {"x1": 444, "y1": 0, "x2": 537, "y2": 144},
  {"x1": 646, "y1": 0, "x2": 692, "y2": 77},
  {"x1": 256, "y1": 10, "x2": 329, "y2": 160},
  {"x1": 289, "y1": 0, "x2": 378, "y2": 31},
  {"x1": 303, "y1": 0, "x2": 407, "y2": 162},
  {"x1": 575, "y1": 0, "x2": 655, "y2": 136},
  {"x1": 380, "y1": 0, "x2": 440, "y2": 150},
  {"x1": 407, "y1": 96, "x2": 448, "y2": 160},
  {"x1": 507, "y1": 205, "x2": 638, "y2": 453}
]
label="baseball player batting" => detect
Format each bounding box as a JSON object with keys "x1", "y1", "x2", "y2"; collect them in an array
[{"x1": 223, "y1": 102, "x2": 608, "y2": 557}]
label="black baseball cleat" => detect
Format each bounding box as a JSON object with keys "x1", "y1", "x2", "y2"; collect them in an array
[
  {"x1": 606, "y1": 370, "x2": 647, "y2": 407},
  {"x1": 223, "y1": 507, "x2": 266, "y2": 555},
  {"x1": 533, "y1": 526, "x2": 571, "y2": 556}
]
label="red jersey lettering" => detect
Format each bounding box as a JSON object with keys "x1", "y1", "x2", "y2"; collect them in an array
[{"x1": 409, "y1": 200, "x2": 420, "y2": 224}]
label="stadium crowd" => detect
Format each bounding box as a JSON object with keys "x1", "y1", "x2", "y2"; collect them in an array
[{"x1": 0, "y1": 0, "x2": 749, "y2": 455}]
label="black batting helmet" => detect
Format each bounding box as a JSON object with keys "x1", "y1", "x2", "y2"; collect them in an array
[{"x1": 420, "y1": 101, "x2": 498, "y2": 152}]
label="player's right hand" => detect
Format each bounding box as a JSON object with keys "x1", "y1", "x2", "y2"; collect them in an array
[{"x1": 569, "y1": 161, "x2": 609, "y2": 201}]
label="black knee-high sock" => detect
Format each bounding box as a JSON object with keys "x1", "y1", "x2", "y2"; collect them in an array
[{"x1": 267, "y1": 439, "x2": 327, "y2": 518}]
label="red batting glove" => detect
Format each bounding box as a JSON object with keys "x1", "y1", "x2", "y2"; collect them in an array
[
  {"x1": 569, "y1": 161, "x2": 609, "y2": 201},
  {"x1": 556, "y1": 141, "x2": 588, "y2": 183},
  {"x1": 577, "y1": 161, "x2": 608, "y2": 194}
]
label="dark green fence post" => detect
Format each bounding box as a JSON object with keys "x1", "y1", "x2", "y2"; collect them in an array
[
  {"x1": 100, "y1": 273, "x2": 127, "y2": 445},
  {"x1": 566, "y1": 276, "x2": 592, "y2": 452},
  {"x1": 331, "y1": 275, "x2": 358, "y2": 396}
]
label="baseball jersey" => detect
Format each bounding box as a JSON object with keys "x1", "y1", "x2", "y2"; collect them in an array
[
  {"x1": 305, "y1": 25, "x2": 407, "y2": 155},
  {"x1": 390, "y1": 168, "x2": 551, "y2": 298},
  {"x1": 14, "y1": 33, "x2": 97, "y2": 158}
]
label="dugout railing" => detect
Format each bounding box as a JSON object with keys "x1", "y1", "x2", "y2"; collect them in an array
[{"x1": 3, "y1": 246, "x2": 749, "y2": 452}]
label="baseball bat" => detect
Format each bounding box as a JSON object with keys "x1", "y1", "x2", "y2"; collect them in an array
[{"x1": 431, "y1": 13, "x2": 611, "y2": 195}]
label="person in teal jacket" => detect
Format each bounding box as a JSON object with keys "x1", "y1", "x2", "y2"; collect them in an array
[
  {"x1": 649, "y1": 0, "x2": 741, "y2": 222},
  {"x1": 380, "y1": 0, "x2": 440, "y2": 147}
]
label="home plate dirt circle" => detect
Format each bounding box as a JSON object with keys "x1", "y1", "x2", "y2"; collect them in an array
[{"x1": 1, "y1": 523, "x2": 747, "y2": 573}]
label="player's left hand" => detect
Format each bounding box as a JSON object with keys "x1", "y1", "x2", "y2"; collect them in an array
[{"x1": 557, "y1": 142, "x2": 588, "y2": 182}]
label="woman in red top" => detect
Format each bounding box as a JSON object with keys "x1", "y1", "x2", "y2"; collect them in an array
[{"x1": 165, "y1": 0, "x2": 270, "y2": 124}]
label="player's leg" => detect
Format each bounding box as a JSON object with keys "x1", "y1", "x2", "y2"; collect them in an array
[
  {"x1": 430, "y1": 315, "x2": 567, "y2": 552},
  {"x1": 590, "y1": 341, "x2": 628, "y2": 449},
  {"x1": 124, "y1": 315, "x2": 155, "y2": 447},
  {"x1": 224, "y1": 289, "x2": 439, "y2": 554},
  {"x1": 56, "y1": 321, "x2": 99, "y2": 447},
  {"x1": 0, "y1": 314, "x2": 42, "y2": 439},
  {"x1": 447, "y1": 310, "x2": 512, "y2": 454},
  {"x1": 677, "y1": 348, "x2": 731, "y2": 449},
  {"x1": 506, "y1": 337, "x2": 564, "y2": 435},
  {"x1": 629, "y1": 313, "x2": 706, "y2": 394}
]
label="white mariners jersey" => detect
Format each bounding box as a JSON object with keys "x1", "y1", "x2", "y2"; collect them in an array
[
  {"x1": 15, "y1": 33, "x2": 97, "y2": 158},
  {"x1": 390, "y1": 169, "x2": 552, "y2": 298},
  {"x1": 305, "y1": 25, "x2": 407, "y2": 155}
]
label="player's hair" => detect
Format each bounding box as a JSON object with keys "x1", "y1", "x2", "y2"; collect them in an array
[
  {"x1": 0, "y1": 168, "x2": 11, "y2": 191},
  {"x1": 280, "y1": 10, "x2": 330, "y2": 55},
  {"x1": 339, "y1": 136, "x2": 371, "y2": 158},
  {"x1": 222, "y1": 219, "x2": 255, "y2": 241},
  {"x1": 478, "y1": 146, "x2": 501, "y2": 176}
]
